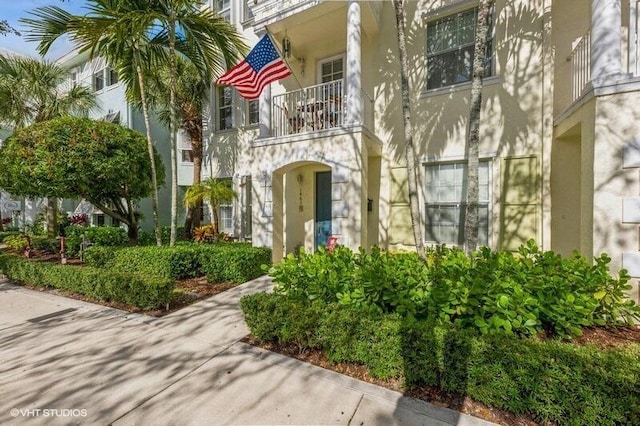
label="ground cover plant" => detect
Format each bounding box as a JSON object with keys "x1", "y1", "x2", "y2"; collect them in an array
[{"x1": 242, "y1": 241, "x2": 640, "y2": 425}]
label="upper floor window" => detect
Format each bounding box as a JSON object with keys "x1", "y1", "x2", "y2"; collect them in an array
[
  {"x1": 319, "y1": 57, "x2": 344, "y2": 83},
  {"x1": 93, "y1": 70, "x2": 104, "y2": 91},
  {"x1": 424, "y1": 161, "x2": 490, "y2": 245},
  {"x1": 247, "y1": 99, "x2": 259, "y2": 125},
  {"x1": 107, "y1": 67, "x2": 119, "y2": 86},
  {"x1": 217, "y1": 86, "x2": 233, "y2": 130},
  {"x1": 426, "y1": 7, "x2": 493, "y2": 90},
  {"x1": 216, "y1": 0, "x2": 231, "y2": 21}
]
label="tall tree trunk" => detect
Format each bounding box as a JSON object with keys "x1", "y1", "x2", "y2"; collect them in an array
[
  {"x1": 136, "y1": 66, "x2": 163, "y2": 246},
  {"x1": 464, "y1": 0, "x2": 491, "y2": 255},
  {"x1": 46, "y1": 198, "x2": 57, "y2": 237},
  {"x1": 168, "y1": 18, "x2": 179, "y2": 247},
  {"x1": 393, "y1": 0, "x2": 425, "y2": 260},
  {"x1": 126, "y1": 197, "x2": 138, "y2": 245},
  {"x1": 184, "y1": 125, "x2": 203, "y2": 238}
]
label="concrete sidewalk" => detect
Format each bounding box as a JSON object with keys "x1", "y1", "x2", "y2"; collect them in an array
[{"x1": 0, "y1": 276, "x2": 496, "y2": 426}]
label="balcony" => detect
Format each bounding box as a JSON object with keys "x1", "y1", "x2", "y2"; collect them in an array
[
  {"x1": 248, "y1": 0, "x2": 382, "y2": 37},
  {"x1": 269, "y1": 80, "x2": 373, "y2": 138},
  {"x1": 569, "y1": 32, "x2": 591, "y2": 103}
]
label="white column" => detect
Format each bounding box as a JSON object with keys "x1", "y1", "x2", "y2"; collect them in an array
[
  {"x1": 591, "y1": 0, "x2": 624, "y2": 83},
  {"x1": 259, "y1": 84, "x2": 271, "y2": 138},
  {"x1": 345, "y1": 0, "x2": 362, "y2": 125}
]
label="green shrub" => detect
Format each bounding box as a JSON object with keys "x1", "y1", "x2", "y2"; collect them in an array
[
  {"x1": 200, "y1": 244, "x2": 271, "y2": 283},
  {"x1": 240, "y1": 294, "x2": 640, "y2": 425},
  {"x1": 32, "y1": 236, "x2": 59, "y2": 253},
  {"x1": 108, "y1": 245, "x2": 201, "y2": 280},
  {"x1": 269, "y1": 241, "x2": 640, "y2": 338},
  {"x1": 0, "y1": 230, "x2": 20, "y2": 242},
  {"x1": 240, "y1": 292, "x2": 323, "y2": 350},
  {"x1": 83, "y1": 246, "x2": 121, "y2": 268},
  {"x1": 0, "y1": 253, "x2": 173, "y2": 309},
  {"x1": 2, "y1": 234, "x2": 29, "y2": 251},
  {"x1": 65, "y1": 226, "x2": 128, "y2": 256},
  {"x1": 270, "y1": 246, "x2": 357, "y2": 304}
]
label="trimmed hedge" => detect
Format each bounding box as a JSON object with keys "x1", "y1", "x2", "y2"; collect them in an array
[
  {"x1": 240, "y1": 293, "x2": 640, "y2": 425},
  {"x1": 0, "y1": 253, "x2": 173, "y2": 309},
  {"x1": 199, "y1": 244, "x2": 272, "y2": 283},
  {"x1": 86, "y1": 243, "x2": 272, "y2": 284},
  {"x1": 64, "y1": 226, "x2": 129, "y2": 256},
  {"x1": 107, "y1": 245, "x2": 203, "y2": 280}
]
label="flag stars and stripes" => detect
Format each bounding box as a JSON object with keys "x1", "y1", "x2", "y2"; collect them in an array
[{"x1": 217, "y1": 35, "x2": 291, "y2": 100}]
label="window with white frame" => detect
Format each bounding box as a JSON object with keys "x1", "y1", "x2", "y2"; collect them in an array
[
  {"x1": 217, "y1": 86, "x2": 233, "y2": 130},
  {"x1": 215, "y1": 0, "x2": 231, "y2": 21},
  {"x1": 319, "y1": 56, "x2": 344, "y2": 83},
  {"x1": 247, "y1": 99, "x2": 259, "y2": 125},
  {"x1": 93, "y1": 70, "x2": 104, "y2": 91},
  {"x1": 219, "y1": 205, "x2": 233, "y2": 234},
  {"x1": 424, "y1": 161, "x2": 490, "y2": 245},
  {"x1": 426, "y1": 7, "x2": 493, "y2": 90}
]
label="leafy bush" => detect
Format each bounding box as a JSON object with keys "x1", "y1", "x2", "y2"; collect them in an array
[
  {"x1": 0, "y1": 253, "x2": 173, "y2": 309},
  {"x1": 31, "y1": 236, "x2": 59, "y2": 253},
  {"x1": 199, "y1": 244, "x2": 271, "y2": 283},
  {"x1": 2, "y1": 234, "x2": 29, "y2": 251},
  {"x1": 240, "y1": 293, "x2": 640, "y2": 425},
  {"x1": 69, "y1": 213, "x2": 89, "y2": 226},
  {"x1": 65, "y1": 226, "x2": 128, "y2": 256},
  {"x1": 269, "y1": 241, "x2": 640, "y2": 338},
  {"x1": 82, "y1": 246, "x2": 121, "y2": 268},
  {"x1": 270, "y1": 246, "x2": 358, "y2": 304},
  {"x1": 107, "y1": 245, "x2": 201, "y2": 280},
  {"x1": 0, "y1": 231, "x2": 20, "y2": 242}
]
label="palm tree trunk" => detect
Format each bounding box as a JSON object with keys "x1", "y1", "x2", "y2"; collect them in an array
[
  {"x1": 393, "y1": 0, "x2": 425, "y2": 260},
  {"x1": 464, "y1": 0, "x2": 491, "y2": 255},
  {"x1": 46, "y1": 197, "x2": 58, "y2": 237},
  {"x1": 168, "y1": 18, "x2": 178, "y2": 247},
  {"x1": 136, "y1": 66, "x2": 163, "y2": 246},
  {"x1": 184, "y1": 136, "x2": 203, "y2": 237}
]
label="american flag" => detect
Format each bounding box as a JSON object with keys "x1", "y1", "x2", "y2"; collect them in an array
[{"x1": 216, "y1": 35, "x2": 291, "y2": 100}]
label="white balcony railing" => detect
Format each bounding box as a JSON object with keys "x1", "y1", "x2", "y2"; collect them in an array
[
  {"x1": 272, "y1": 80, "x2": 344, "y2": 137},
  {"x1": 569, "y1": 31, "x2": 591, "y2": 102}
]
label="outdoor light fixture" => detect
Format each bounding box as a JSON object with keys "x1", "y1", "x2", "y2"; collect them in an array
[{"x1": 282, "y1": 34, "x2": 292, "y2": 59}]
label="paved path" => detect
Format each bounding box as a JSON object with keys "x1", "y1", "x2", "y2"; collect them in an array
[{"x1": 0, "y1": 276, "x2": 496, "y2": 426}]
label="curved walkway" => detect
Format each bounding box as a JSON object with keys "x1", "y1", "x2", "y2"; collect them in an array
[{"x1": 0, "y1": 276, "x2": 496, "y2": 425}]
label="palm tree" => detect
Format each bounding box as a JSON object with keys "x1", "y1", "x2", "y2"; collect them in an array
[
  {"x1": 183, "y1": 177, "x2": 236, "y2": 235},
  {"x1": 146, "y1": 0, "x2": 247, "y2": 246},
  {"x1": 139, "y1": 57, "x2": 207, "y2": 238},
  {"x1": 23, "y1": 0, "x2": 247, "y2": 247},
  {"x1": 392, "y1": 0, "x2": 425, "y2": 260},
  {"x1": 22, "y1": 1, "x2": 169, "y2": 246},
  {"x1": 463, "y1": 0, "x2": 492, "y2": 255},
  {"x1": 0, "y1": 55, "x2": 96, "y2": 236}
]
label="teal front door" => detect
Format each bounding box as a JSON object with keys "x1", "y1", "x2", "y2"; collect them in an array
[{"x1": 315, "y1": 171, "x2": 332, "y2": 249}]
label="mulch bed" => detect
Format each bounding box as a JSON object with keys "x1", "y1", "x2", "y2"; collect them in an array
[
  {"x1": 1, "y1": 248, "x2": 237, "y2": 317},
  {"x1": 243, "y1": 325, "x2": 640, "y2": 426}
]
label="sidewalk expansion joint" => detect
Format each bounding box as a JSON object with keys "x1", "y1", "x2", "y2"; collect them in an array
[{"x1": 347, "y1": 393, "x2": 364, "y2": 425}]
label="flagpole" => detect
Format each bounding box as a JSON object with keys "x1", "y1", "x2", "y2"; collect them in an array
[{"x1": 264, "y1": 30, "x2": 305, "y2": 94}]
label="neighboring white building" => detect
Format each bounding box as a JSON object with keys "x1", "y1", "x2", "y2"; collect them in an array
[{"x1": 55, "y1": 50, "x2": 174, "y2": 230}]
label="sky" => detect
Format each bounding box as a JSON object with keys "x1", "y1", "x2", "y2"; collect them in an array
[{"x1": 0, "y1": 0, "x2": 87, "y2": 59}]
